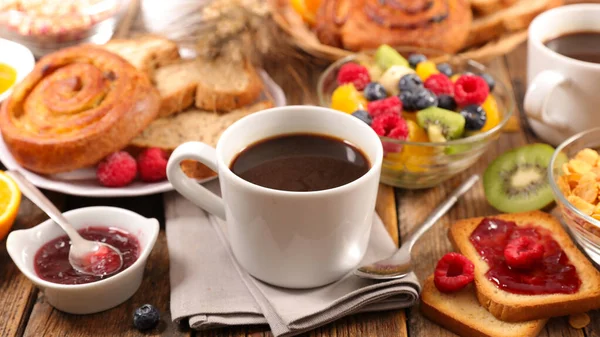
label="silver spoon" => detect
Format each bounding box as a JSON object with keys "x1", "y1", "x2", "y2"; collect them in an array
[
  {"x1": 7, "y1": 170, "x2": 123, "y2": 277},
  {"x1": 355, "y1": 174, "x2": 480, "y2": 280}
]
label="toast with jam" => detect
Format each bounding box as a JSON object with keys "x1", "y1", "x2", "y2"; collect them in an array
[
  {"x1": 449, "y1": 211, "x2": 600, "y2": 322},
  {"x1": 420, "y1": 276, "x2": 547, "y2": 337}
]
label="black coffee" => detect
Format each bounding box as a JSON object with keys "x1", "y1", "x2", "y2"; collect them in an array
[
  {"x1": 544, "y1": 31, "x2": 600, "y2": 64},
  {"x1": 230, "y1": 133, "x2": 370, "y2": 192}
]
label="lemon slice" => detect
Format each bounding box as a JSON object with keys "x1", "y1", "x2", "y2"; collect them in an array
[{"x1": 0, "y1": 171, "x2": 21, "y2": 240}]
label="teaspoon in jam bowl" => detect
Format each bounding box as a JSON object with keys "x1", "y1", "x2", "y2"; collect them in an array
[{"x1": 7, "y1": 170, "x2": 124, "y2": 277}]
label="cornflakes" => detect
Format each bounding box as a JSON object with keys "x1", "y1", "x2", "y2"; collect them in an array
[
  {"x1": 561, "y1": 149, "x2": 600, "y2": 216},
  {"x1": 575, "y1": 148, "x2": 599, "y2": 165},
  {"x1": 568, "y1": 159, "x2": 593, "y2": 174}
]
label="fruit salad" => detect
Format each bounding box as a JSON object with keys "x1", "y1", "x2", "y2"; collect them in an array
[{"x1": 330, "y1": 44, "x2": 502, "y2": 146}]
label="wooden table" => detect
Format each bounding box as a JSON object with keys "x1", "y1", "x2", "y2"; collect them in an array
[{"x1": 1, "y1": 41, "x2": 599, "y2": 337}]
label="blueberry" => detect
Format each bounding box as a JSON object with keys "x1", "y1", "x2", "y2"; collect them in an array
[
  {"x1": 399, "y1": 90, "x2": 416, "y2": 111},
  {"x1": 351, "y1": 110, "x2": 373, "y2": 125},
  {"x1": 133, "y1": 304, "x2": 160, "y2": 331},
  {"x1": 363, "y1": 82, "x2": 387, "y2": 101},
  {"x1": 398, "y1": 74, "x2": 423, "y2": 92},
  {"x1": 408, "y1": 53, "x2": 427, "y2": 68},
  {"x1": 460, "y1": 105, "x2": 487, "y2": 131},
  {"x1": 438, "y1": 94, "x2": 457, "y2": 111},
  {"x1": 480, "y1": 73, "x2": 495, "y2": 91},
  {"x1": 436, "y1": 63, "x2": 453, "y2": 77},
  {"x1": 414, "y1": 88, "x2": 438, "y2": 110}
]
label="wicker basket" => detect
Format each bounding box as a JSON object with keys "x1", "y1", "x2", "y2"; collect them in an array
[{"x1": 269, "y1": 0, "x2": 550, "y2": 63}]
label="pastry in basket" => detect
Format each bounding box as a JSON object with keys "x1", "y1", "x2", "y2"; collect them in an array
[
  {"x1": 449, "y1": 211, "x2": 600, "y2": 322},
  {"x1": 0, "y1": 45, "x2": 161, "y2": 175},
  {"x1": 313, "y1": 0, "x2": 473, "y2": 54}
]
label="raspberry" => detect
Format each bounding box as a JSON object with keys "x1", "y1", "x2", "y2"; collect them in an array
[
  {"x1": 504, "y1": 236, "x2": 545, "y2": 270},
  {"x1": 388, "y1": 122, "x2": 409, "y2": 140},
  {"x1": 337, "y1": 63, "x2": 371, "y2": 90},
  {"x1": 454, "y1": 74, "x2": 489, "y2": 106},
  {"x1": 367, "y1": 96, "x2": 402, "y2": 117},
  {"x1": 137, "y1": 148, "x2": 169, "y2": 182},
  {"x1": 371, "y1": 113, "x2": 402, "y2": 137},
  {"x1": 424, "y1": 73, "x2": 454, "y2": 96},
  {"x1": 96, "y1": 151, "x2": 137, "y2": 187},
  {"x1": 434, "y1": 253, "x2": 475, "y2": 293}
]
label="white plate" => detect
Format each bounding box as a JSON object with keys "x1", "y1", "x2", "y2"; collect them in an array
[
  {"x1": 0, "y1": 70, "x2": 286, "y2": 197},
  {"x1": 0, "y1": 38, "x2": 35, "y2": 102}
]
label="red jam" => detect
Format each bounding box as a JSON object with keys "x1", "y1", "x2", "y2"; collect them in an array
[
  {"x1": 34, "y1": 226, "x2": 140, "y2": 285},
  {"x1": 469, "y1": 218, "x2": 581, "y2": 295}
]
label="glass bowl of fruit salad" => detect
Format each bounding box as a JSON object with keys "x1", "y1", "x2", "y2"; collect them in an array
[
  {"x1": 549, "y1": 127, "x2": 600, "y2": 265},
  {"x1": 317, "y1": 45, "x2": 515, "y2": 189}
]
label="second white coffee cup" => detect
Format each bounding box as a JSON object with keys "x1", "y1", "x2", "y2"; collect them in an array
[
  {"x1": 166, "y1": 106, "x2": 384, "y2": 288},
  {"x1": 525, "y1": 4, "x2": 600, "y2": 146}
]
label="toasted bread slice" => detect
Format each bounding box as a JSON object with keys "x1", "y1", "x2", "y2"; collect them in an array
[
  {"x1": 465, "y1": 0, "x2": 563, "y2": 48},
  {"x1": 193, "y1": 58, "x2": 264, "y2": 112},
  {"x1": 421, "y1": 276, "x2": 546, "y2": 337},
  {"x1": 449, "y1": 211, "x2": 600, "y2": 322},
  {"x1": 153, "y1": 60, "x2": 201, "y2": 117},
  {"x1": 470, "y1": 0, "x2": 520, "y2": 15},
  {"x1": 152, "y1": 57, "x2": 264, "y2": 117},
  {"x1": 102, "y1": 35, "x2": 181, "y2": 77},
  {"x1": 129, "y1": 101, "x2": 273, "y2": 179}
]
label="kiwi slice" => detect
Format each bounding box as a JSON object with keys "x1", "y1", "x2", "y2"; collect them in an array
[
  {"x1": 417, "y1": 107, "x2": 465, "y2": 140},
  {"x1": 375, "y1": 44, "x2": 409, "y2": 70},
  {"x1": 483, "y1": 143, "x2": 566, "y2": 213}
]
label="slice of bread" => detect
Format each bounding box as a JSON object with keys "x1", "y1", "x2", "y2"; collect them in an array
[
  {"x1": 151, "y1": 57, "x2": 265, "y2": 117},
  {"x1": 153, "y1": 60, "x2": 201, "y2": 117},
  {"x1": 421, "y1": 276, "x2": 547, "y2": 337},
  {"x1": 465, "y1": 0, "x2": 563, "y2": 48},
  {"x1": 449, "y1": 211, "x2": 600, "y2": 322},
  {"x1": 193, "y1": 58, "x2": 264, "y2": 112},
  {"x1": 129, "y1": 101, "x2": 273, "y2": 180},
  {"x1": 130, "y1": 100, "x2": 273, "y2": 150},
  {"x1": 102, "y1": 35, "x2": 181, "y2": 77}
]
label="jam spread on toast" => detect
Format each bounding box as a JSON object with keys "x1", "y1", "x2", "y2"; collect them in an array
[{"x1": 469, "y1": 218, "x2": 581, "y2": 295}]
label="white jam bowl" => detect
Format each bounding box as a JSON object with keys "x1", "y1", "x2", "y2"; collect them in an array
[{"x1": 6, "y1": 206, "x2": 159, "y2": 314}]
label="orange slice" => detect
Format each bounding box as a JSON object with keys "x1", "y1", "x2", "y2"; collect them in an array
[{"x1": 0, "y1": 171, "x2": 21, "y2": 241}]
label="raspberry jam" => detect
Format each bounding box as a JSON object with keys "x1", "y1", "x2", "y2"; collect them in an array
[
  {"x1": 469, "y1": 218, "x2": 581, "y2": 295},
  {"x1": 34, "y1": 226, "x2": 140, "y2": 285}
]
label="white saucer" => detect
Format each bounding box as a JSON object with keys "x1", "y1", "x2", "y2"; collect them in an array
[
  {"x1": 0, "y1": 38, "x2": 35, "y2": 102},
  {"x1": 0, "y1": 70, "x2": 286, "y2": 197}
]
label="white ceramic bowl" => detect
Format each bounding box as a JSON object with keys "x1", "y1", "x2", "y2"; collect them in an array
[
  {"x1": 0, "y1": 38, "x2": 35, "y2": 102},
  {"x1": 6, "y1": 207, "x2": 159, "y2": 314}
]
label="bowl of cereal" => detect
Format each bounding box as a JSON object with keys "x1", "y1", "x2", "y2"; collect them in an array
[
  {"x1": 0, "y1": 0, "x2": 128, "y2": 57},
  {"x1": 317, "y1": 45, "x2": 515, "y2": 189},
  {"x1": 549, "y1": 127, "x2": 600, "y2": 265}
]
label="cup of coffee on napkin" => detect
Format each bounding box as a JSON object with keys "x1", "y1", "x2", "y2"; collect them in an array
[
  {"x1": 524, "y1": 4, "x2": 600, "y2": 146},
  {"x1": 166, "y1": 105, "x2": 383, "y2": 288}
]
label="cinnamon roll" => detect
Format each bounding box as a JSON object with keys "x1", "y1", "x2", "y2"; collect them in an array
[
  {"x1": 314, "y1": 0, "x2": 472, "y2": 53},
  {"x1": 0, "y1": 46, "x2": 161, "y2": 174}
]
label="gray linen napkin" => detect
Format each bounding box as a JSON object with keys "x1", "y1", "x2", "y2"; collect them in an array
[{"x1": 166, "y1": 180, "x2": 421, "y2": 337}]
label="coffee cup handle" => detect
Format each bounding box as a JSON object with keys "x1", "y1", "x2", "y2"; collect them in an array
[
  {"x1": 166, "y1": 142, "x2": 226, "y2": 220},
  {"x1": 524, "y1": 70, "x2": 569, "y2": 130}
]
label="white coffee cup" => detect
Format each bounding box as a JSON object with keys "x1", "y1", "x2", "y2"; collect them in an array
[
  {"x1": 524, "y1": 4, "x2": 600, "y2": 146},
  {"x1": 166, "y1": 106, "x2": 384, "y2": 288}
]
